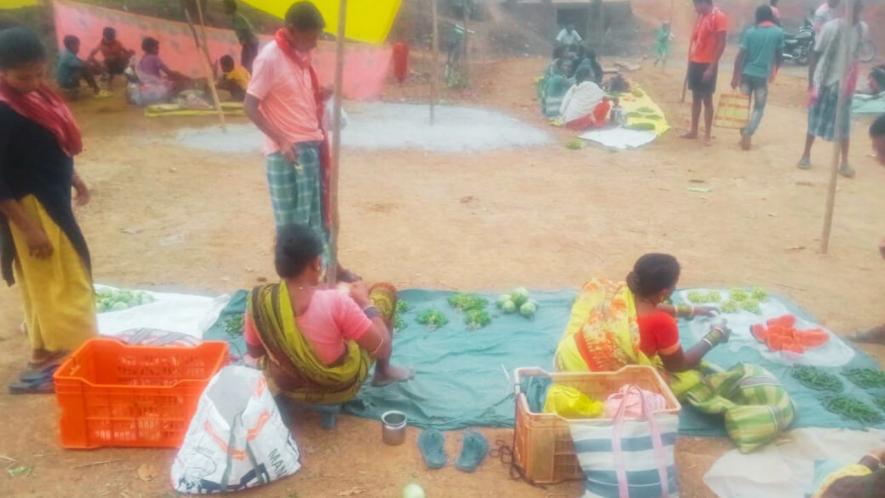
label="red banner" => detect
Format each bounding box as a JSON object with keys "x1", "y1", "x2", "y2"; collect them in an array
[{"x1": 53, "y1": 0, "x2": 390, "y2": 100}]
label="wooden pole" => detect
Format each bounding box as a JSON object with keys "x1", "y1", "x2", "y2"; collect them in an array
[
  {"x1": 326, "y1": 0, "x2": 348, "y2": 284},
  {"x1": 820, "y1": 0, "x2": 858, "y2": 254},
  {"x1": 430, "y1": 0, "x2": 439, "y2": 124},
  {"x1": 184, "y1": 6, "x2": 226, "y2": 130},
  {"x1": 461, "y1": 0, "x2": 469, "y2": 85}
]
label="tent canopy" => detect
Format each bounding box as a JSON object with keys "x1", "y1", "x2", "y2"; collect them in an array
[
  {"x1": 0, "y1": 0, "x2": 39, "y2": 9},
  {"x1": 241, "y1": 0, "x2": 400, "y2": 45}
]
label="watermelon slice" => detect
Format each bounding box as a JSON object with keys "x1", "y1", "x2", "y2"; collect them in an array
[
  {"x1": 750, "y1": 324, "x2": 768, "y2": 343},
  {"x1": 796, "y1": 328, "x2": 829, "y2": 348},
  {"x1": 767, "y1": 315, "x2": 796, "y2": 329}
]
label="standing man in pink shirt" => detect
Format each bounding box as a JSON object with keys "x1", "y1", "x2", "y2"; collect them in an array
[{"x1": 245, "y1": 1, "x2": 355, "y2": 281}]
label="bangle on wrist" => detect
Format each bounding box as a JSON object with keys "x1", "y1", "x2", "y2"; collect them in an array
[
  {"x1": 363, "y1": 305, "x2": 380, "y2": 320},
  {"x1": 702, "y1": 338, "x2": 714, "y2": 349}
]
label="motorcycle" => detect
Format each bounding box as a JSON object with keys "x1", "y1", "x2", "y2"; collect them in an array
[{"x1": 782, "y1": 17, "x2": 815, "y2": 65}]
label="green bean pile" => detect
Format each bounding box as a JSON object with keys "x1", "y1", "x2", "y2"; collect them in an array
[
  {"x1": 843, "y1": 368, "x2": 885, "y2": 390},
  {"x1": 822, "y1": 395, "x2": 884, "y2": 425},
  {"x1": 791, "y1": 366, "x2": 843, "y2": 392}
]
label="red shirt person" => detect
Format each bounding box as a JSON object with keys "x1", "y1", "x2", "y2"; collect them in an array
[{"x1": 682, "y1": 0, "x2": 728, "y2": 146}]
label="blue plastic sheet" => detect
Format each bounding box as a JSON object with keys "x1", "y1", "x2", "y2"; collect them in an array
[{"x1": 206, "y1": 288, "x2": 885, "y2": 433}]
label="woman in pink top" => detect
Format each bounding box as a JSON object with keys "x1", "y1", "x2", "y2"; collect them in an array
[{"x1": 244, "y1": 223, "x2": 412, "y2": 405}]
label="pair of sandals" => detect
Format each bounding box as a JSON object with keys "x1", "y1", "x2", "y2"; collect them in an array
[
  {"x1": 8, "y1": 359, "x2": 62, "y2": 395},
  {"x1": 797, "y1": 158, "x2": 856, "y2": 178},
  {"x1": 418, "y1": 429, "x2": 489, "y2": 473}
]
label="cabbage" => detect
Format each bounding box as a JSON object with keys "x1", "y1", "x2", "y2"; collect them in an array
[
  {"x1": 511, "y1": 288, "x2": 530, "y2": 307},
  {"x1": 501, "y1": 300, "x2": 517, "y2": 314},
  {"x1": 403, "y1": 484, "x2": 426, "y2": 498},
  {"x1": 520, "y1": 301, "x2": 537, "y2": 318}
]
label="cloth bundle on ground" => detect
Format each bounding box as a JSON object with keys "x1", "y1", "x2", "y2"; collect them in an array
[{"x1": 684, "y1": 362, "x2": 795, "y2": 453}]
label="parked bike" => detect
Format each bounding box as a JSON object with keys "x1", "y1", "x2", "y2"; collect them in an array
[{"x1": 782, "y1": 17, "x2": 815, "y2": 65}]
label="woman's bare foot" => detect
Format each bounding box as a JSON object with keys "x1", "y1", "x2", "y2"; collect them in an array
[
  {"x1": 702, "y1": 135, "x2": 713, "y2": 146},
  {"x1": 681, "y1": 131, "x2": 698, "y2": 139},
  {"x1": 372, "y1": 364, "x2": 415, "y2": 386}
]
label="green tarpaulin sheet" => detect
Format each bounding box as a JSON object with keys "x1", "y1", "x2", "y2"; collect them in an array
[{"x1": 206, "y1": 288, "x2": 884, "y2": 434}]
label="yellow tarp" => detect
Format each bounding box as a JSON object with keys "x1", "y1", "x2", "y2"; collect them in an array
[
  {"x1": 0, "y1": 0, "x2": 40, "y2": 9},
  {"x1": 242, "y1": 0, "x2": 400, "y2": 45},
  {"x1": 617, "y1": 87, "x2": 671, "y2": 136}
]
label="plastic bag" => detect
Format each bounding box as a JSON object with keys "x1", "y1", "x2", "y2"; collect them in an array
[
  {"x1": 171, "y1": 366, "x2": 301, "y2": 494},
  {"x1": 543, "y1": 384, "x2": 603, "y2": 419}
]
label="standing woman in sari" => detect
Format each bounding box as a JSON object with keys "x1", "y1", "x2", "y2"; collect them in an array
[
  {"x1": 556, "y1": 253, "x2": 728, "y2": 397},
  {"x1": 0, "y1": 27, "x2": 97, "y2": 394}
]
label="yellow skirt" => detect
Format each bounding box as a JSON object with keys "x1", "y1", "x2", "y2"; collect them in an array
[{"x1": 9, "y1": 195, "x2": 96, "y2": 353}]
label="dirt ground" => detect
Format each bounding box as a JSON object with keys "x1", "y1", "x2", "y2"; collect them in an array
[{"x1": 1, "y1": 46, "x2": 884, "y2": 497}]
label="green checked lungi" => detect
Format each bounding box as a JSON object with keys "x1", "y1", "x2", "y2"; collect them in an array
[{"x1": 265, "y1": 141, "x2": 330, "y2": 262}]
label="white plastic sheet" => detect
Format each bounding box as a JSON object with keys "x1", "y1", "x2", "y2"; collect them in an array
[
  {"x1": 95, "y1": 284, "x2": 230, "y2": 339},
  {"x1": 674, "y1": 289, "x2": 855, "y2": 368},
  {"x1": 704, "y1": 428, "x2": 885, "y2": 498},
  {"x1": 579, "y1": 127, "x2": 657, "y2": 150}
]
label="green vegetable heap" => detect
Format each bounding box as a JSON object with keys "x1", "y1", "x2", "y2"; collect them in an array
[
  {"x1": 843, "y1": 368, "x2": 885, "y2": 390},
  {"x1": 96, "y1": 288, "x2": 155, "y2": 313},
  {"x1": 497, "y1": 287, "x2": 538, "y2": 319},
  {"x1": 416, "y1": 309, "x2": 449, "y2": 330},
  {"x1": 791, "y1": 366, "x2": 843, "y2": 392},
  {"x1": 394, "y1": 300, "x2": 411, "y2": 332},
  {"x1": 224, "y1": 314, "x2": 244, "y2": 337},
  {"x1": 448, "y1": 293, "x2": 492, "y2": 330},
  {"x1": 696, "y1": 287, "x2": 769, "y2": 316},
  {"x1": 822, "y1": 395, "x2": 884, "y2": 425}
]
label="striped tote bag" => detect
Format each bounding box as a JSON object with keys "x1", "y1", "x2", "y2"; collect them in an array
[{"x1": 569, "y1": 385, "x2": 679, "y2": 498}]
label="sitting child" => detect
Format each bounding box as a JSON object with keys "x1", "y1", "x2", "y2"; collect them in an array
[
  {"x1": 87, "y1": 27, "x2": 133, "y2": 90},
  {"x1": 130, "y1": 37, "x2": 191, "y2": 106},
  {"x1": 216, "y1": 55, "x2": 250, "y2": 101},
  {"x1": 56, "y1": 35, "x2": 101, "y2": 97},
  {"x1": 559, "y1": 67, "x2": 611, "y2": 130}
]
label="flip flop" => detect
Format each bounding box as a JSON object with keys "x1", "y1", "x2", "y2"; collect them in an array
[
  {"x1": 19, "y1": 363, "x2": 58, "y2": 383},
  {"x1": 8, "y1": 377, "x2": 54, "y2": 395},
  {"x1": 455, "y1": 430, "x2": 489, "y2": 473},
  {"x1": 797, "y1": 158, "x2": 812, "y2": 170},
  {"x1": 417, "y1": 428, "x2": 447, "y2": 470}
]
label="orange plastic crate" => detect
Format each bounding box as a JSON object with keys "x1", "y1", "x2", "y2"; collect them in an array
[
  {"x1": 53, "y1": 338, "x2": 229, "y2": 449},
  {"x1": 512, "y1": 366, "x2": 681, "y2": 485}
]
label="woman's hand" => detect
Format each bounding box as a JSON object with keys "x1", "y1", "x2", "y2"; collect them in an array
[
  {"x1": 704, "y1": 319, "x2": 730, "y2": 347},
  {"x1": 25, "y1": 225, "x2": 53, "y2": 259},
  {"x1": 72, "y1": 175, "x2": 91, "y2": 206},
  {"x1": 692, "y1": 306, "x2": 719, "y2": 318},
  {"x1": 348, "y1": 281, "x2": 371, "y2": 308}
]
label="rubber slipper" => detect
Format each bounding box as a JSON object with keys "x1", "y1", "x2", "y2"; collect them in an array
[
  {"x1": 19, "y1": 363, "x2": 58, "y2": 383},
  {"x1": 417, "y1": 428, "x2": 447, "y2": 470},
  {"x1": 8, "y1": 378, "x2": 54, "y2": 395},
  {"x1": 455, "y1": 430, "x2": 489, "y2": 473},
  {"x1": 797, "y1": 158, "x2": 812, "y2": 170}
]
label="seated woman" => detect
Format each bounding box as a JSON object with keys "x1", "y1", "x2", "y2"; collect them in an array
[
  {"x1": 130, "y1": 37, "x2": 191, "y2": 106},
  {"x1": 555, "y1": 253, "x2": 728, "y2": 397},
  {"x1": 541, "y1": 58, "x2": 573, "y2": 118},
  {"x1": 244, "y1": 223, "x2": 413, "y2": 405},
  {"x1": 812, "y1": 448, "x2": 884, "y2": 498},
  {"x1": 559, "y1": 67, "x2": 612, "y2": 131},
  {"x1": 575, "y1": 49, "x2": 604, "y2": 85}
]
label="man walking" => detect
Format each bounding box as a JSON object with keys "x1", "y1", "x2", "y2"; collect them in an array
[
  {"x1": 797, "y1": 0, "x2": 865, "y2": 178},
  {"x1": 245, "y1": 1, "x2": 354, "y2": 281},
  {"x1": 731, "y1": 5, "x2": 783, "y2": 150},
  {"x1": 682, "y1": 0, "x2": 728, "y2": 146}
]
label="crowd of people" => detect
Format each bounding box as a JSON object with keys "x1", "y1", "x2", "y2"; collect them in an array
[{"x1": 52, "y1": 0, "x2": 257, "y2": 107}]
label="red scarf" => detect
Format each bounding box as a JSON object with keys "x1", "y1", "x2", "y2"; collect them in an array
[
  {"x1": 0, "y1": 81, "x2": 82, "y2": 157},
  {"x1": 274, "y1": 29, "x2": 333, "y2": 226}
]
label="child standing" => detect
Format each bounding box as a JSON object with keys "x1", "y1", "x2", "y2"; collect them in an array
[
  {"x1": 0, "y1": 27, "x2": 97, "y2": 394},
  {"x1": 57, "y1": 35, "x2": 102, "y2": 97},
  {"x1": 654, "y1": 21, "x2": 674, "y2": 66}
]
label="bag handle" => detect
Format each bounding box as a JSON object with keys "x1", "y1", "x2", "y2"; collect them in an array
[{"x1": 611, "y1": 385, "x2": 670, "y2": 498}]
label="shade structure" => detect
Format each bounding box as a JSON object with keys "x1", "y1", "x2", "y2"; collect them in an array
[
  {"x1": 241, "y1": 0, "x2": 400, "y2": 45},
  {"x1": 0, "y1": 0, "x2": 40, "y2": 9}
]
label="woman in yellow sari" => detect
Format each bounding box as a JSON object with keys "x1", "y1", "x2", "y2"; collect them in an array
[
  {"x1": 556, "y1": 253, "x2": 729, "y2": 397},
  {"x1": 243, "y1": 223, "x2": 413, "y2": 405}
]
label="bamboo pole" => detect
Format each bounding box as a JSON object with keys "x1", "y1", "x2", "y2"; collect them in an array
[
  {"x1": 184, "y1": 5, "x2": 226, "y2": 130},
  {"x1": 326, "y1": 0, "x2": 348, "y2": 284},
  {"x1": 461, "y1": 0, "x2": 469, "y2": 85},
  {"x1": 820, "y1": 0, "x2": 858, "y2": 254},
  {"x1": 430, "y1": 0, "x2": 439, "y2": 124}
]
